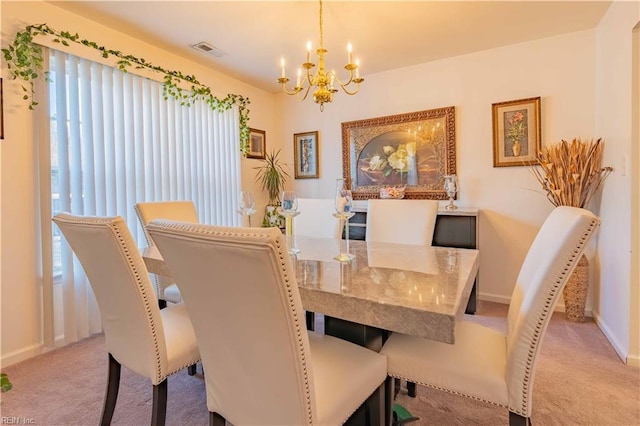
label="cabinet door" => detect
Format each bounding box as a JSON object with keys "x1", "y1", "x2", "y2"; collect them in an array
[
  {"x1": 344, "y1": 212, "x2": 366, "y2": 240},
  {"x1": 432, "y1": 215, "x2": 476, "y2": 249}
]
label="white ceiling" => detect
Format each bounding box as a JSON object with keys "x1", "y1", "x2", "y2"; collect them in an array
[{"x1": 47, "y1": 1, "x2": 611, "y2": 93}]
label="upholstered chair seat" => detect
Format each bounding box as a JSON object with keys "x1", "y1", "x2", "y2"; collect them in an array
[
  {"x1": 52, "y1": 213, "x2": 200, "y2": 426},
  {"x1": 134, "y1": 200, "x2": 199, "y2": 306},
  {"x1": 147, "y1": 222, "x2": 388, "y2": 425},
  {"x1": 366, "y1": 198, "x2": 440, "y2": 397},
  {"x1": 380, "y1": 206, "x2": 600, "y2": 425}
]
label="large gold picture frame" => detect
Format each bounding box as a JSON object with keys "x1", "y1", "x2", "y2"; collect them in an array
[{"x1": 341, "y1": 107, "x2": 456, "y2": 200}]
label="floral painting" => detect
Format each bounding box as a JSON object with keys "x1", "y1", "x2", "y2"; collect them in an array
[
  {"x1": 342, "y1": 107, "x2": 456, "y2": 200},
  {"x1": 356, "y1": 131, "x2": 438, "y2": 187},
  {"x1": 492, "y1": 97, "x2": 541, "y2": 167},
  {"x1": 505, "y1": 109, "x2": 528, "y2": 157}
]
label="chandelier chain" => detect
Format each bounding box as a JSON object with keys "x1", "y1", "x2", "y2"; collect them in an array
[{"x1": 319, "y1": 0, "x2": 324, "y2": 49}]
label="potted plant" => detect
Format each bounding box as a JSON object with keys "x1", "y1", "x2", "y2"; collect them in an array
[
  {"x1": 254, "y1": 149, "x2": 289, "y2": 228},
  {"x1": 1, "y1": 373, "x2": 12, "y2": 392},
  {"x1": 530, "y1": 137, "x2": 613, "y2": 322}
]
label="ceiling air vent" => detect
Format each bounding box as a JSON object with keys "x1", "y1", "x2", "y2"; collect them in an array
[{"x1": 191, "y1": 42, "x2": 227, "y2": 58}]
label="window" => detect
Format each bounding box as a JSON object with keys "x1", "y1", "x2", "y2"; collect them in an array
[{"x1": 48, "y1": 50, "x2": 241, "y2": 281}]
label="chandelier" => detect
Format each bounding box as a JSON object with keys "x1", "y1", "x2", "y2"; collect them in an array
[{"x1": 277, "y1": 0, "x2": 364, "y2": 111}]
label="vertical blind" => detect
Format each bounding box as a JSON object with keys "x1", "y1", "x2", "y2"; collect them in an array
[{"x1": 47, "y1": 49, "x2": 242, "y2": 344}]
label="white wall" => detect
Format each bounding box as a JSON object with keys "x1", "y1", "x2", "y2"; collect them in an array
[
  {"x1": 594, "y1": 0, "x2": 640, "y2": 365},
  {"x1": 278, "y1": 30, "x2": 598, "y2": 306},
  {"x1": 0, "y1": 0, "x2": 280, "y2": 365}
]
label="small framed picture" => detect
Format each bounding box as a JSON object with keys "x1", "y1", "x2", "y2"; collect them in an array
[
  {"x1": 492, "y1": 96, "x2": 541, "y2": 167},
  {"x1": 247, "y1": 128, "x2": 266, "y2": 159},
  {"x1": 294, "y1": 131, "x2": 319, "y2": 179}
]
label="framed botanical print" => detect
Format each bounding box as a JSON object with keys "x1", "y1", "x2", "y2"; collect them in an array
[
  {"x1": 341, "y1": 107, "x2": 456, "y2": 199},
  {"x1": 247, "y1": 128, "x2": 266, "y2": 159},
  {"x1": 294, "y1": 131, "x2": 319, "y2": 179},
  {"x1": 492, "y1": 96, "x2": 541, "y2": 167}
]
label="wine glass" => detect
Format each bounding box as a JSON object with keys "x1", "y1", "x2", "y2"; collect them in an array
[
  {"x1": 238, "y1": 191, "x2": 256, "y2": 226},
  {"x1": 333, "y1": 179, "x2": 355, "y2": 262},
  {"x1": 334, "y1": 181, "x2": 353, "y2": 214},
  {"x1": 280, "y1": 191, "x2": 300, "y2": 254},
  {"x1": 444, "y1": 175, "x2": 458, "y2": 211},
  {"x1": 280, "y1": 191, "x2": 298, "y2": 213}
]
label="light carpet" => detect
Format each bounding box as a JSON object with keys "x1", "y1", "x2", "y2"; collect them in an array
[{"x1": 1, "y1": 302, "x2": 638, "y2": 425}]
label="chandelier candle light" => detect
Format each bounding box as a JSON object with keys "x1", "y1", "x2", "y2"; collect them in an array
[{"x1": 278, "y1": 0, "x2": 364, "y2": 111}]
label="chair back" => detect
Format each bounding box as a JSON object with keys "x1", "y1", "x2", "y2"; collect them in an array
[
  {"x1": 366, "y1": 199, "x2": 439, "y2": 246},
  {"x1": 505, "y1": 206, "x2": 600, "y2": 417},
  {"x1": 147, "y1": 221, "x2": 316, "y2": 425},
  {"x1": 134, "y1": 200, "x2": 198, "y2": 246},
  {"x1": 52, "y1": 213, "x2": 168, "y2": 384},
  {"x1": 296, "y1": 198, "x2": 342, "y2": 239}
]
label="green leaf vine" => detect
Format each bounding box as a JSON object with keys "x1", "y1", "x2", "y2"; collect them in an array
[{"x1": 1, "y1": 23, "x2": 251, "y2": 155}]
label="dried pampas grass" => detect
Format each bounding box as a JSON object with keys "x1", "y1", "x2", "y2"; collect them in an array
[{"x1": 531, "y1": 138, "x2": 613, "y2": 208}]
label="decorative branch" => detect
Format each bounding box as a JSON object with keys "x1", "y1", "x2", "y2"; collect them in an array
[
  {"x1": 1, "y1": 23, "x2": 251, "y2": 154},
  {"x1": 529, "y1": 138, "x2": 613, "y2": 208}
]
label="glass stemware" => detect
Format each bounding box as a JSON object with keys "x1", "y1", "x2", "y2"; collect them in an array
[
  {"x1": 238, "y1": 191, "x2": 256, "y2": 226},
  {"x1": 280, "y1": 191, "x2": 298, "y2": 213},
  {"x1": 333, "y1": 179, "x2": 355, "y2": 262},
  {"x1": 280, "y1": 190, "x2": 300, "y2": 254},
  {"x1": 444, "y1": 175, "x2": 458, "y2": 211}
]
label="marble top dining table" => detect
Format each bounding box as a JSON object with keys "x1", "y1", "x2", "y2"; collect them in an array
[{"x1": 142, "y1": 236, "x2": 479, "y2": 345}]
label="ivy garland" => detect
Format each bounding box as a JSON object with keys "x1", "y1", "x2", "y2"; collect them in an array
[{"x1": 1, "y1": 23, "x2": 251, "y2": 155}]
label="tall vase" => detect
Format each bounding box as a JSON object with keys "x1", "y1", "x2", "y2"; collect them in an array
[
  {"x1": 512, "y1": 140, "x2": 522, "y2": 157},
  {"x1": 563, "y1": 254, "x2": 589, "y2": 322}
]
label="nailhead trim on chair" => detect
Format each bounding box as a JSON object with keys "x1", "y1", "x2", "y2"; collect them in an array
[
  {"x1": 149, "y1": 221, "x2": 317, "y2": 424},
  {"x1": 386, "y1": 216, "x2": 600, "y2": 420},
  {"x1": 388, "y1": 374, "x2": 509, "y2": 409},
  {"x1": 109, "y1": 218, "x2": 166, "y2": 384},
  {"x1": 274, "y1": 234, "x2": 315, "y2": 425},
  {"x1": 510, "y1": 217, "x2": 600, "y2": 418}
]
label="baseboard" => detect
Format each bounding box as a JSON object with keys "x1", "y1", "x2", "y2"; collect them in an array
[
  {"x1": 592, "y1": 311, "x2": 629, "y2": 364},
  {"x1": 626, "y1": 354, "x2": 640, "y2": 367},
  {"x1": 478, "y1": 292, "x2": 593, "y2": 317},
  {"x1": 1, "y1": 343, "x2": 48, "y2": 368},
  {"x1": 1, "y1": 335, "x2": 67, "y2": 368},
  {"x1": 478, "y1": 292, "x2": 511, "y2": 305}
]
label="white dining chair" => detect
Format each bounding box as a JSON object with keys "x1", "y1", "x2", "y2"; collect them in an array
[
  {"x1": 365, "y1": 199, "x2": 439, "y2": 246},
  {"x1": 134, "y1": 200, "x2": 199, "y2": 307},
  {"x1": 295, "y1": 197, "x2": 344, "y2": 331},
  {"x1": 295, "y1": 197, "x2": 343, "y2": 239},
  {"x1": 365, "y1": 198, "x2": 439, "y2": 397},
  {"x1": 52, "y1": 213, "x2": 200, "y2": 426},
  {"x1": 380, "y1": 206, "x2": 600, "y2": 426},
  {"x1": 147, "y1": 221, "x2": 388, "y2": 425}
]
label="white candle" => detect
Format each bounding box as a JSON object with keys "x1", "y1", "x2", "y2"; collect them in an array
[
  {"x1": 347, "y1": 43, "x2": 353, "y2": 64},
  {"x1": 355, "y1": 59, "x2": 360, "y2": 79},
  {"x1": 306, "y1": 41, "x2": 312, "y2": 62},
  {"x1": 280, "y1": 58, "x2": 286, "y2": 78}
]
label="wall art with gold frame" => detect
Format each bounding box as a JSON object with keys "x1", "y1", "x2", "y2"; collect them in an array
[
  {"x1": 247, "y1": 128, "x2": 266, "y2": 159},
  {"x1": 293, "y1": 131, "x2": 319, "y2": 179},
  {"x1": 341, "y1": 106, "x2": 456, "y2": 200},
  {"x1": 492, "y1": 96, "x2": 541, "y2": 167}
]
